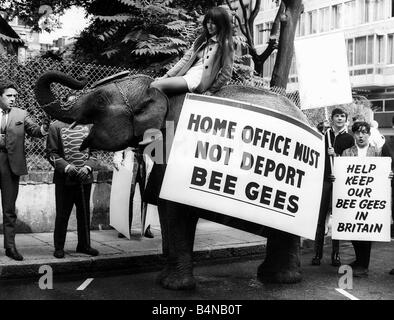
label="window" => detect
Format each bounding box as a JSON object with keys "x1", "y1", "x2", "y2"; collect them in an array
[
  {"x1": 377, "y1": 35, "x2": 385, "y2": 63},
  {"x1": 374, "y1": 0, "x2": 384, "y2": 21},
  {"x1": 367, "y1": 35, "x2": 374, "y2": 64},
  {"x1": 256, "y1": 24, "x2": 265, "y2": 45},
  {"x1": 331, "y1": 4, "x2": 342, "y2": 29},
  {"x1": 343, "y1": 0, "x2": 356, "y2": 27},
  {"x1": 355, "y1": 36, "x2": 367, "y2": 65},
  {"x1": 347, "y1": 39, "x2": 354, "y2": 66},
  {"x1": 389, "y1": 34, "x2": 394, "y2": 64},
  {"x1": 308, "y1": 10, "x2": 317, "y2": 34},
  {"x1": 258, "y1": 22, "x2": 274, "y2": 44},
  {"x1": 319, "y1": 7, "x2": 329, "y2": 33},
  {"x1": 360, "y1": 0, "x2": 366, "y2": 24},
  {"x1": 371, "y1": 100, "x2": 383, "y2": 111},
  {"x1": 392, "y1": 0, "x2": 394, "y2": 17},
  {"x1": 298, "y1": 13, "x2": 305, "y2": 36},
  {"x1": 360, "y1": 0, "x2": 374, "y2": 24},
  {"x1": 385, "y1": 99, "x2": 394, "y2": 111},
  {"x1": 256, "y1": 22, "x2": 273, "y2": 45}
]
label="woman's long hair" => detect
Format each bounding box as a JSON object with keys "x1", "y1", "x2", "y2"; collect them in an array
[{"x1": 194, "y1": 7, "x2": 234, "y2": 53}]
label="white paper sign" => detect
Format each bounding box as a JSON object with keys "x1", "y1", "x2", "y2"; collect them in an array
[
  {"x1": 110, "y1": 165, "x2": 133, "y2": 239},
  {"x1": 332, "y1": 157, "x2": 392, "y2": 241},
  {"x1": 160, "y1": 94, "x2": 325, "y2": 239},
  {"x1": 295, "y1": 32, "x2": 353, "y2": 109}
]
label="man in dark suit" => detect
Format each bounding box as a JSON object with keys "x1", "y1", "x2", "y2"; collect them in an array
[
  {"x1": 46, "y1": 120, "x2": 99, "y2": 259},
  {"x1": 0, "y1": 80, "x2": 49, "y2": 261}
]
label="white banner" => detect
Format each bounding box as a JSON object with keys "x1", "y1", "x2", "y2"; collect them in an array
[
  {"x1": 295, "y1": 32, "x2": 353, "y2": 109},
  {"x1": 332, "y1": 157, "x2": 392, "y2": 241},
  {"x1": 110, "y1": 165, "x2": 133, "y2": 239},
  {"x1": 160, "y1": 94, "x2": 325, "y2": 239}
]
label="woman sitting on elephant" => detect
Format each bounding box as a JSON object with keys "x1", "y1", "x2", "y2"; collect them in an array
[{"x1": 150, "y1": 6, "x2": 235, "y2": 96}]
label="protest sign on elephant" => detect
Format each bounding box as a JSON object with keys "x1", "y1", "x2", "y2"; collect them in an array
[
  {"x1": 160, "y1": 94, "x2": 325, "y2": 239},
  {"x1": 332, "y1": 157, "x2": 392, "y2": 242}
]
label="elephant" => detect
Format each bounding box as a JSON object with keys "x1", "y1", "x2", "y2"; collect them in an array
[{"x1": 35, "y1": 71, "x2": 309, "y2": 290}]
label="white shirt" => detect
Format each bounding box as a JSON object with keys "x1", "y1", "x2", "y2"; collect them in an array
[
  {"x1": 0, "y1": 109, "x2": 10, "y2": 130},
  {"x1": 357, "y1": 145, "x2": 368, "y2": 157}
]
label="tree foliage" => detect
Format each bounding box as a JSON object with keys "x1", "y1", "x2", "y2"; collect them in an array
[
  {"x1": 223, "y1": 0, "x2": 303, "y2": 89},
  {"x1": 224, "y1": 0, "x2": 281, "y2": 76},
  {"x1": 73, "y1": 0, "x2": 220, "y2": 74}
]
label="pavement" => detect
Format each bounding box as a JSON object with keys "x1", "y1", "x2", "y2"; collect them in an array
[{"x1": 0, "y1": 219, "x2": 269, "y2": 280}]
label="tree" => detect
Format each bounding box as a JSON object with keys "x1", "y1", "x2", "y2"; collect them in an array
[
  {"x1": 269, "y1": 0, "x2": 303, "y2": 89},
  {"x1": 224, "y1": 0, "x2": 303, "y2": 88}
]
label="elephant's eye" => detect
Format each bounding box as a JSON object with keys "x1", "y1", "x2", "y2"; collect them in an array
[{"x1": 94, "y1": 93, "x2": 107, "y2": 106}]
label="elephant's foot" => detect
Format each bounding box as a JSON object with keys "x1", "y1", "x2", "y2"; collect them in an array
[
  {"x1": 160, "y1": 272, "x2": 196, "y2": 291},
  {"x1": 257, "y1": 263, "x2": 302, "y2": 284},
  {"x1": 157, "y1": 264, "x2": 196, "y2": 290},
  {"x1": 156, "y1": 266, "x2": 172, "y2": 285}
]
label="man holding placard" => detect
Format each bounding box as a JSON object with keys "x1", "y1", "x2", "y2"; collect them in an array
[
  {"x1": 333, "y1": 121, "x2": 392, "y2": 277},
  {"x1": 312, "y1": 108, "x2": 354, "y2": 267}
]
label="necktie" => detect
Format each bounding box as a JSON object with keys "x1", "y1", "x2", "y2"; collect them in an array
[{"x1": 1, "y1": 109, "x2": 9, "y2": 134}]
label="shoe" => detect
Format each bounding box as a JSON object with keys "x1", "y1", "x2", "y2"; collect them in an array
[
  {"x1": 353, "y1": 266, "x2": 368, "y2": 277},
  {"x1": 311, "y1": 255, "x2": 321, "y2": 266},
  {"x1": 53, "y1": 249, "x2": 65, "y2": 259},
  {"x1": 144, "y1": 226, "x2": 154, "y2": 238},
  {"x1": 331, "y1": 252, "x2": 341, "y2": 267},
  {"x1": 5, "y1": 247, "x2": 23, "y2": 261},
  {"x1": 389, "y1": 269, "x2": 394, "y2": 275},
  {"x1": 76, "y1": 246, "x2": 99, "y2": 256}
]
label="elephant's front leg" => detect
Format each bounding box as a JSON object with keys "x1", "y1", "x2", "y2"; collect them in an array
[
  {"x1": 157, "y1": 199, "x2": 198, "y2": 290},
  {"x1": 257, "y1": 228, "x2": 302, "y2": 284}
]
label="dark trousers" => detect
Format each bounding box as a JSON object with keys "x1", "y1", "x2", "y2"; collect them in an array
[
  {"x1": 54, "y1": 183, "x2": 92, "y2": 250},
  {"x1": 0, "y1": 153, "x2": 20, "y2": 249},
  {"x1": 314, "y1": 180, "x2": 339, "y2": 257},
  {"x1": 129, "y1": 152, "x2": 147, "y2": 227},
  {"x1": 351, "y1": 241, "x2": 372, "y2": 269}
]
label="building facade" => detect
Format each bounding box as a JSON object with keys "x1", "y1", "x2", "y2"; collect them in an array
[
  {"x1": 7, "y1": 16, "x2": 75, "y2": 60},
  {"x1": 7, "y1": 16, "x2": 41, "y2": 59},
  {"x1": 255, "y1": 0, "x2": 394, "y2": 122}
]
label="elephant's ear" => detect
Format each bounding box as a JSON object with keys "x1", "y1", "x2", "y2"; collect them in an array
[{"x1": 134, "y1": 87, "x2": 169, "y2": 137}]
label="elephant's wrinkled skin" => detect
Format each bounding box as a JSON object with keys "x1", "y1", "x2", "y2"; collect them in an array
[{"x1": 35, "y1": 71, "x2": 306, "y2": 290}]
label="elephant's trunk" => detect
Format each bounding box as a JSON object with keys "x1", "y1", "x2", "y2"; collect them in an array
[{"x1": 34, "y1": 71, "x2": 88, "y2": 123}]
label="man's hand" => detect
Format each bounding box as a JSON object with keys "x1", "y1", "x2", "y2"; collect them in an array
[
  {"x1": 113, "y1": 160, "x2": 121, "y2": 171},
  {"x1": 327, "y1": 147, "x2": 336, "y2": 156},
  {"x1": 76, "y1": 166, "x2": 91, "y2": 183},
  {"x1": 66, "y1": 165, "x2": 79, "y2": 179},
  {"x1": 389, "y1": 171, "x2": 393, "y2": 180},
  {"x1": 41, "y1": 117, "x2": 50, "y2": 132},
  {"x1": 329, "y1": 174, "x2": 336, "y2": 182}
]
